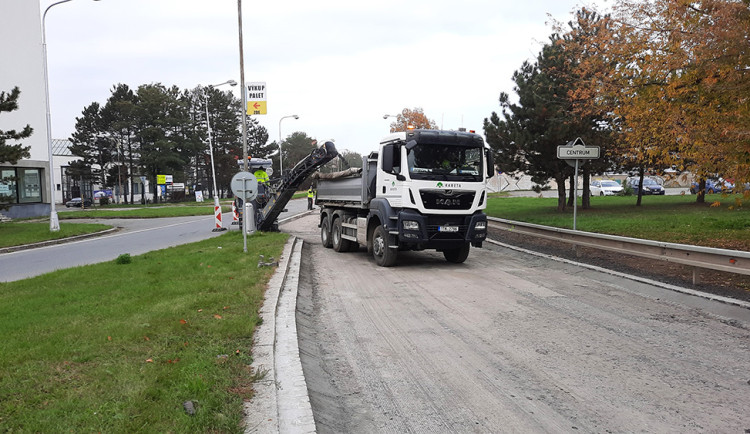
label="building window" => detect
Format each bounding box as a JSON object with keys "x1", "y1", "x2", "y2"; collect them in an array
[
  {"x1": 18, "y1": 168, "x2": 42, "y2": 203},
  {"x1": 1, "y1": 168, "x2": 17, "y2": 203},
  {"x1": 0, "y1": 167, "x2": 43, "y2": 204}
]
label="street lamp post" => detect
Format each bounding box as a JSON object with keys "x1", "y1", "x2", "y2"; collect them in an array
[
  {"x1": 278, "y1": 114, "x2": 299, "y2": 175},
  {"x1": 236, "y1": 0, "x2": 250, "y2": 253},
  {"x1": 203, "y1": 80, "x2": 237, "y2": 231},
  {"x1": 383, "y1": 114, "x2": 404, "y2": 132},
  {"x1": 42, "y1": 0, "x2": 100, "y2": 231}
]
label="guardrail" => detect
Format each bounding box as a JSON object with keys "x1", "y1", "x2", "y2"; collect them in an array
[{"x1": 488, "y1": 217, "x2": 750, "y2": 282}]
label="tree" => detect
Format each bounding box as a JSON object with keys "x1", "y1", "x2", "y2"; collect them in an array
[
  {"x1": 0, "y1": 87, "x2": 32, "y2": 210},
  {"x1": 388, "y1": 108, "x2": 438, "y2": 132},
  {"x1": 572, "y1": 0, "x2": 750, "y2": 204},
  {"x1": 280, "y1": 132, "x2": 317, "y2": 173},
  {"x1": 485, "y1": 37, "x2": 585, "y2": 212},
  {"x1": 101, "y1": 84, "x2": 139, "y2": 203},
  {"x1": 69, "y1": 102, "x2": 115, "y2": 188}
]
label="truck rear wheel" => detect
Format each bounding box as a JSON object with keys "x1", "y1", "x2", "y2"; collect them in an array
[
  {"x1": 443, "y1": 243, "x2": 470, "y2": 263},
  {"x1": 372, "y1": 225, "x2": 397, "y2": 267},
  {"x1": 332, "y1": 218, "x2": 352, "y2": 252},
  {"x1": 321, "y1": 215, "x2": 333, "y2": 248}
]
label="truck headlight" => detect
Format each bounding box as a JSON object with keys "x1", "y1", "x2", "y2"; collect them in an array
[
  {"x1": 474, "y1": 221, "x2": 487, "y2": 230},
  {"x1": 403, "y1": 220, "x2": 420, "y2": 231}
]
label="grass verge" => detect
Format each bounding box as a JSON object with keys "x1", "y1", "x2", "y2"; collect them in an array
[
  {"x1": 0, "y1": 230, "x2": 288, "y2": 432},
  {"x1": 58, "y1": 205, "x2": 232, "y2": 220},
  {"x1": 0, "y1": 222, "x2": 112, "y2": 249},
  {"x1": 486, "y1": 193, "x2": 750, "y2": 251}
]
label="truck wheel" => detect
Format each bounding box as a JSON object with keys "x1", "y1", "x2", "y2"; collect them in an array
[
  {"x1": 443, "y1": 243, "x2": 470, "y2": 264},
  {"x1": 372, "y1": 225, "x2": 397, "y2": 267},
  {"x1": 332, "y1": 218, "x2": 352, "y2": 252},
  {"x1": 321, "y1": 215, "x2": 333, "y2": 248}
]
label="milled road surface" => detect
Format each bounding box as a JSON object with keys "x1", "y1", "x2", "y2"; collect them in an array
[{"x1": 283, "y1": 214, "x2": 750, "y2": 433}]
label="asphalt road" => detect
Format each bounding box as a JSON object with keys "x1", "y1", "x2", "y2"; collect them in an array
[
  {"x1": 283, "y1": 214, "x2": 750, "y2": 433},
  {"x1": 0, "y1": 199, "x2": 313, "y2": 283}
]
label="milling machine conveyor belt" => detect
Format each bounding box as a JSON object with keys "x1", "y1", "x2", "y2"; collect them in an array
[{"x1": 256, "y1": 141, "x2": 338, "y2": 231}]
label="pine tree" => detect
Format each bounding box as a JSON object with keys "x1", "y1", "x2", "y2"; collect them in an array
[{"x1": 0, "y1": 87, "x2": 33, "y2": 210}]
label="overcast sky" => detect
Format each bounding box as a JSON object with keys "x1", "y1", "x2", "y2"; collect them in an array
[{"x1": 43, "y1": 0, "x2": 607, "y2": 156}]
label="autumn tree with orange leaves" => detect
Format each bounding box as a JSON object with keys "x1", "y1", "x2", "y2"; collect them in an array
[
  {"x1": 387, "y1": 108, "x2": 438, "y2": 132},
  {"x1": 568, "y1": 0, "x2": 750, "y2": 204}
]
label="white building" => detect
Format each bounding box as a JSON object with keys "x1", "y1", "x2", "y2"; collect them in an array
[{"x1": 0, "y1": 0, "x2": 54, "y2": 219}]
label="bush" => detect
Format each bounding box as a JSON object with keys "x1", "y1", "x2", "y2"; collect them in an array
[
  {"x1": 99, "y1": 197, "x2": 110, "y2": 206},
  {"x1": 115, "y1": 253, "x2": 132, "y2": 264}
]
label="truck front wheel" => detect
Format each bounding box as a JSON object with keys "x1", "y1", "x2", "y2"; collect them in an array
[
  {"x1": 332, "y1": 218, "x2": 352, "y2": 252},
  {"x1": 372, "y1": 225, "x2": 397, "y2": 267},
  {"x1": 321, "y1": 215, "x2": 333, "y2": 248},
  {"x1": 443, "y1": 243, "x2": 470, "y2": 264}
]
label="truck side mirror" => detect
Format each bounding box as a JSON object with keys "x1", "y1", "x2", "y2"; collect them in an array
[{"x1": 485, "y1": 149, "x2": 495, "y2": 178}]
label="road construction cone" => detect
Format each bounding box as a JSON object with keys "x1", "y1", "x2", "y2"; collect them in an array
[
  {"x1": 231, "y1": 201, "x2": 239, "y2": 225},
  {"x1": 213, "y1": 202, "x2": 226, "y2": 232}
]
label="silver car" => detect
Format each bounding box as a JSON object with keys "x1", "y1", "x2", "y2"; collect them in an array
[{"x1": 590, "y1": 180, "x2": 624, "y2": 196}]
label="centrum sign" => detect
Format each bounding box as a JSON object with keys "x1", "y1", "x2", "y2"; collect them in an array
[
  {"x1": 556, "y1": 137, "x2": 600, "y2": 231},
  {"x1": 557, "y1": 138, "x2": 600, "y2": 159}
]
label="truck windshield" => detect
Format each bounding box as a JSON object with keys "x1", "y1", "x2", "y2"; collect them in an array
[{"x1": 406, "y1": 144, "x2": 483, "y2": 181}]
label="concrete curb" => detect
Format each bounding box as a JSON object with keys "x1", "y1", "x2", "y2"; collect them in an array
[{"x1": 244, "y1": 236, "x2": 315, "y2": 433}]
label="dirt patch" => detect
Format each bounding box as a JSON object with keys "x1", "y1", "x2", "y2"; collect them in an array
[{"x1": 488, "y1": 227, "x2": 750, "y2": 303}]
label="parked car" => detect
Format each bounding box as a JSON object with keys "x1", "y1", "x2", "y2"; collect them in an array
[
  {"x1": 65, "y1": 197, "x2": 92, "y2": 208},
  {"x1": 590, "y1": 179, "x2": 624, "y2": 196},
  {"x1": 626, "y1": 177, "x2": 665, "y2": 195},
  {"x1": 689, "y1": 179, "x2": 734, "y2": 194}
]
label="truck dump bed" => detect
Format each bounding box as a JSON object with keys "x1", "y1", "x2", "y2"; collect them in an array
[
  {"x1": 314, "y1": 167, "x2": 367, "y2": 208},
  {"x1": 314, "y1": 153, "x2": 378, "y2": 209}
]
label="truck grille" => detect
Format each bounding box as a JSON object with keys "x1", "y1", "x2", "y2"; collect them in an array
[{"x1": 419, "y1": 189, "x2": 475, "y2": 210}]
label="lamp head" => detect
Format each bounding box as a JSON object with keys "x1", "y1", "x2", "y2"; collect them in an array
[
  {"x1": 294, "y1": 115, "x2": 299, "y2": 120},
  {"x1": 227, "y1": 80, "x2": 238, "y2": 87}
]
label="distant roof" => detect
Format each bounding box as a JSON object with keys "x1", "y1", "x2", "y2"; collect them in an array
[{"x1": 52, "y1": 139, "x2": 73, "y2": 156}]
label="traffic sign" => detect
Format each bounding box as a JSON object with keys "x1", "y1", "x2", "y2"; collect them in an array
[
  {"x1": 246, "y1": 82, "x2": 267, "y2": 115},
  {"x1": 557, "y1": 137, "x2": 601, "y2": 231},
  {"x1": 231, "y1": 171, "x2": 258, "y2": 201},
  {"x1": 247, "y1": 100, "x2": 267, "y2": 115},
  {"x1": 557, "y1": 138, "x2": 599, "y2": 159}
]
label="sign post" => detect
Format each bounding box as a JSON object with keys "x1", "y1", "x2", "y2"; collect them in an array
[
  {"x1": 231, "y1": 171, "x2": 258, "y2": 253},
  {"x1": 557, "y1": 138, "x2": 600, "y2": 230}
]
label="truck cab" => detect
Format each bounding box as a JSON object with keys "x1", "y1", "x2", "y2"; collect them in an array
[{"x1": 371, "y1": 130, "x2": 493, "y2": 259}]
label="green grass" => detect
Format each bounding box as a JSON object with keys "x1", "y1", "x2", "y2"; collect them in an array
[
  {"x1": 0, "y1": 231, "x2": 288, "y2": 433},
  {"x1": 486, "y1": 193, "x2": 750, "y2": 250},
  {"x1": 58, "y1": 205, "x2": 232, "y2": 220},
  {"x1": 0, "y1": 222, "x2": 112, "y2": 248}
]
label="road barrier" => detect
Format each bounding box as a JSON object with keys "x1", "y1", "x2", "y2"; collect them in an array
[{"x1": 488, "y1": 217, "x2": 750, "y2": 284}]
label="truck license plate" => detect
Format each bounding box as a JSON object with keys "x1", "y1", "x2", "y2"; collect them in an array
[{"x1": 439, "y1": 225, "x2": 459, "y2": 232}]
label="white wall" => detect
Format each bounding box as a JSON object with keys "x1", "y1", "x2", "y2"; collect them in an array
[{"x1": 0, "y1": 0, "x2": 48, "y2": 162}]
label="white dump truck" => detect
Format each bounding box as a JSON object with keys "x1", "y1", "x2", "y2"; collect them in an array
[{"x1": 314, "y1": 129, "x2": 494, "y2": 266}]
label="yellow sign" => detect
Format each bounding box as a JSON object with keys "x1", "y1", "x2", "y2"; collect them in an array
[
  {"x1": 157, "y1": 174, "x2": 166, "y2": 185},
  {"x1": 247, "y1": 100, "x2": 267, "y2": 115}
]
